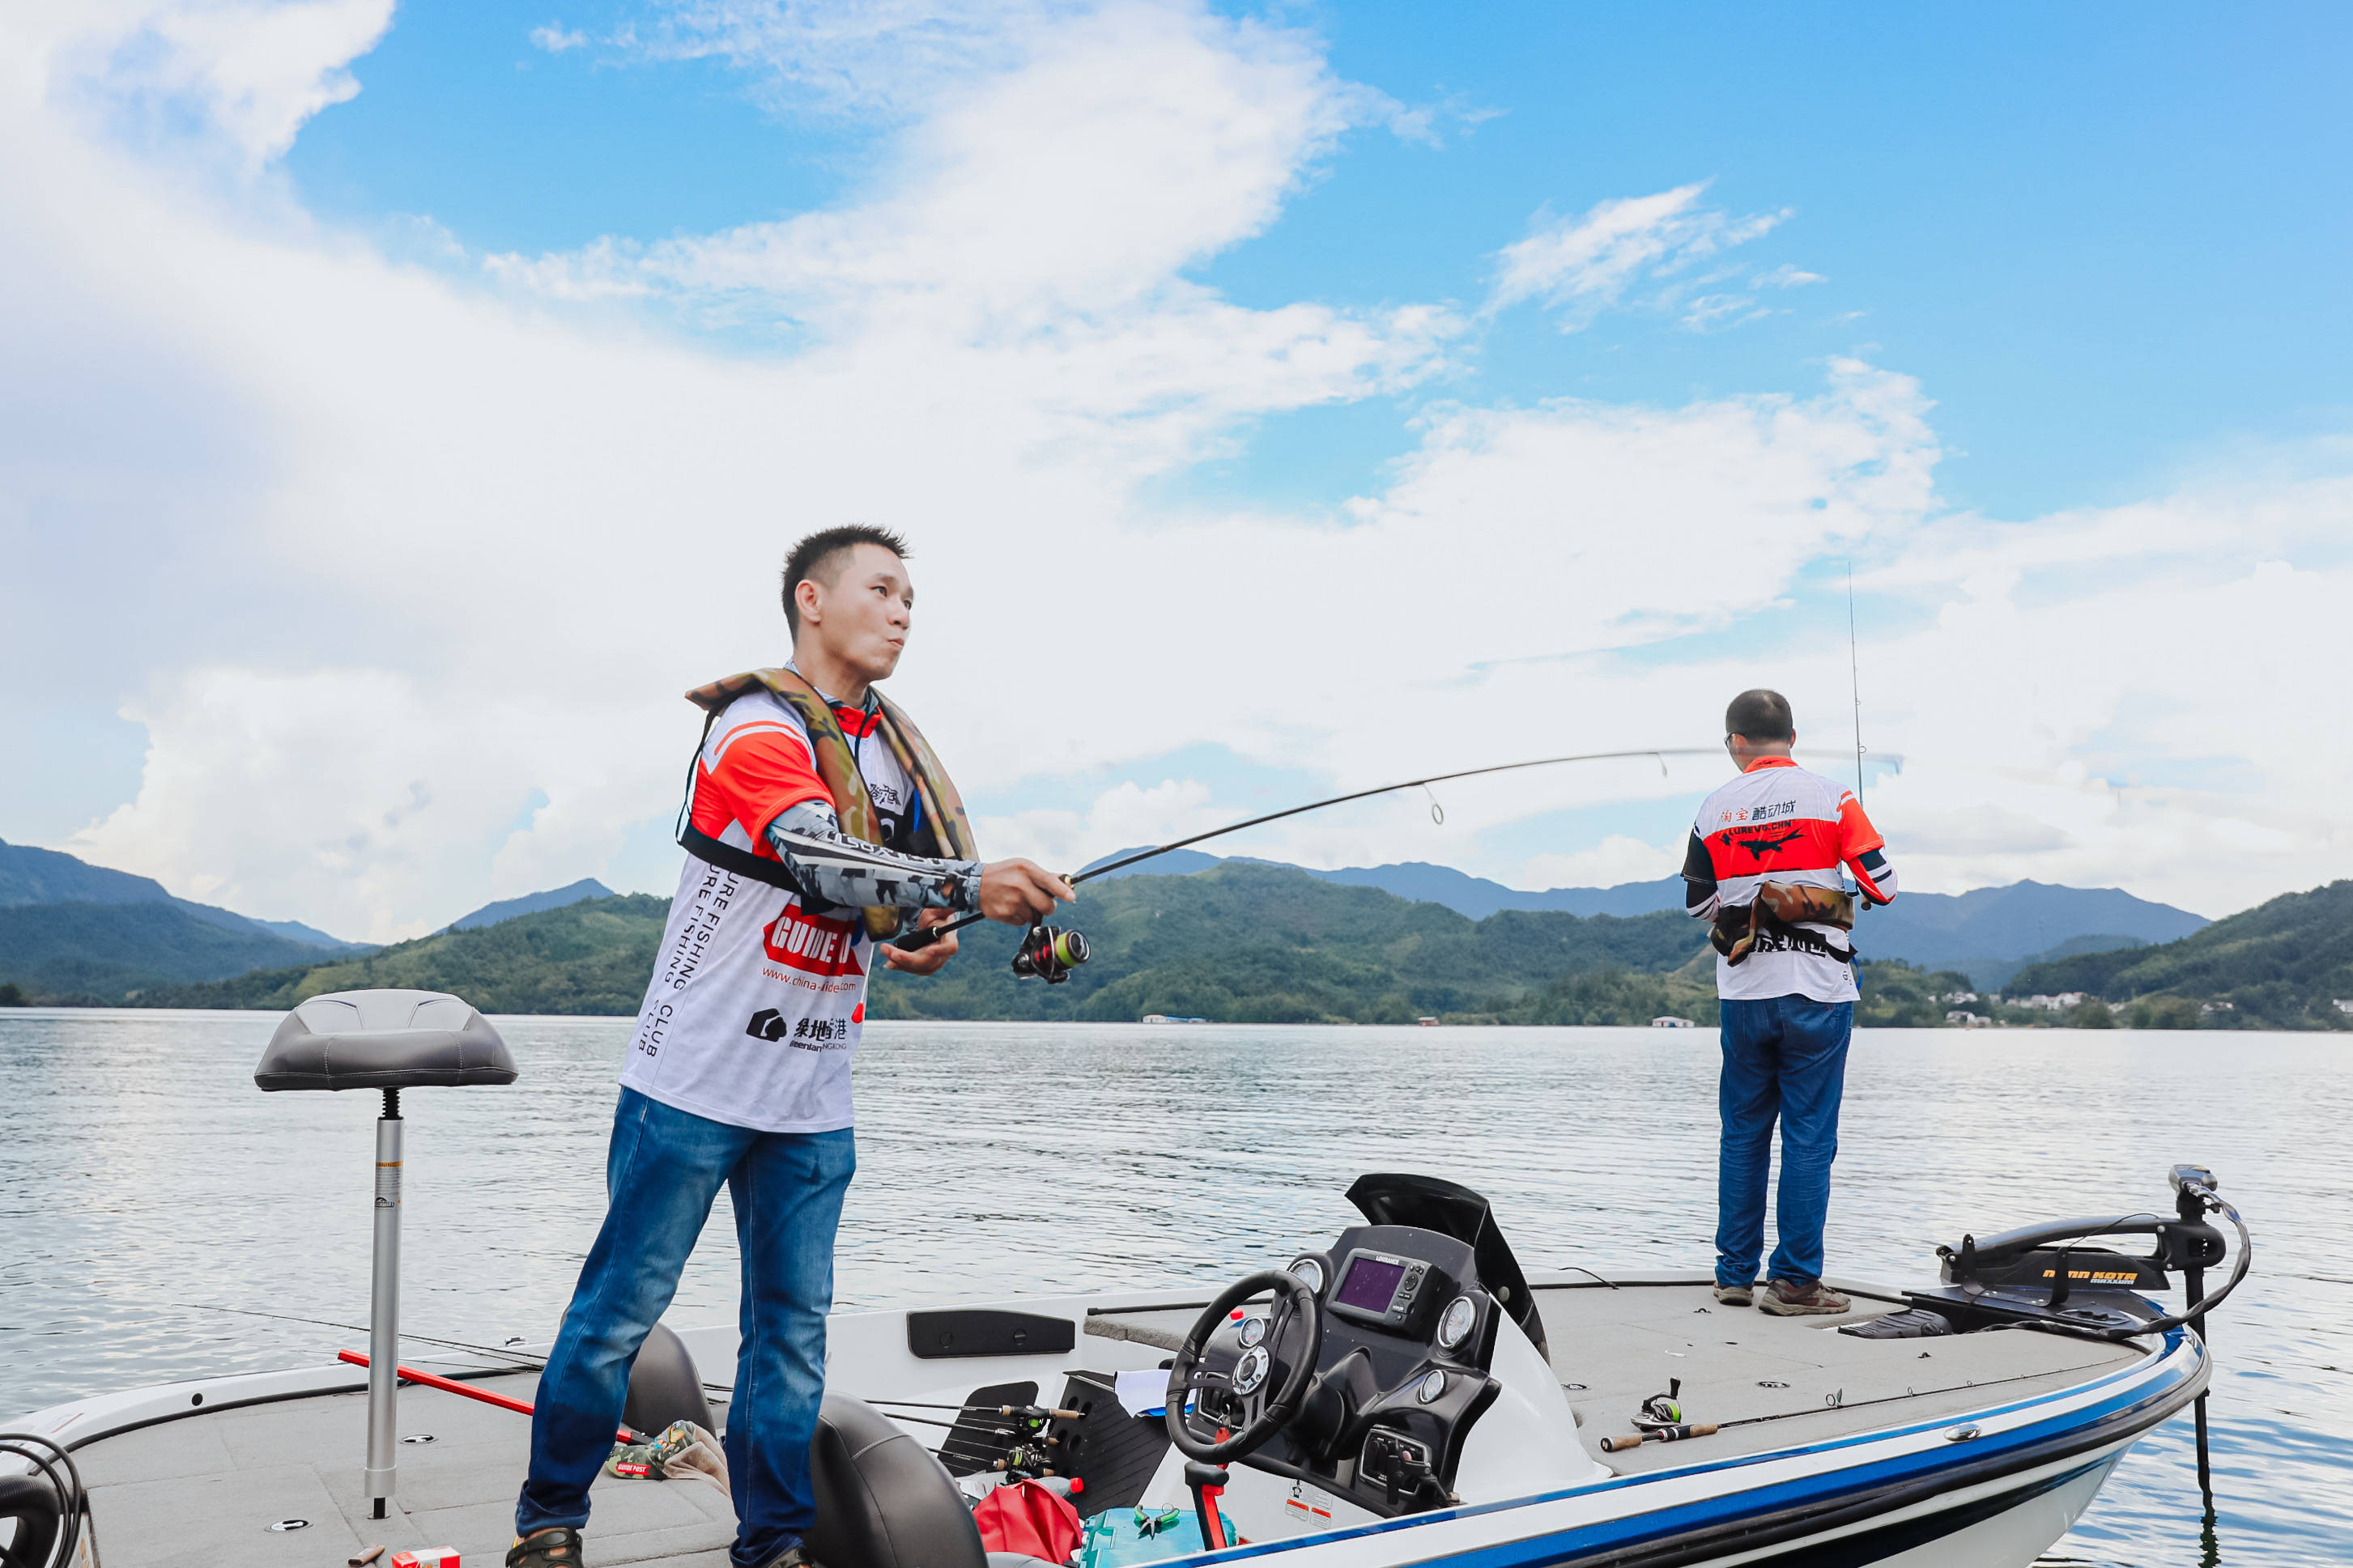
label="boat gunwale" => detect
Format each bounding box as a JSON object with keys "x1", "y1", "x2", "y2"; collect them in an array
[{"x1": 1158, "y1": 1326, "x2": 2204, "y2": 1565}]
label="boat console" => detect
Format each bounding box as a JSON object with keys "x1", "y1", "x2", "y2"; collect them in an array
[{"x1": 1159, "y1": 1174, "x2": 1580, "y2": 1521}]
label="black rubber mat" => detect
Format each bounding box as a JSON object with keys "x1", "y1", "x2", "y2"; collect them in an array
[{"x1": 1049, "y1": 1371, "x2": 1172, "y2": 1517}]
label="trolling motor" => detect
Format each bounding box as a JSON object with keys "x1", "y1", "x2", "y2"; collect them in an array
[{"x1": 1011, "y1": 923, "x2": 1090, "y2": 984}]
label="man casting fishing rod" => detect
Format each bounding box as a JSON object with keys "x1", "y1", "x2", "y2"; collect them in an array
[{"x1": 510, "y1": 525, "x2": 1070, "y2": 1568}]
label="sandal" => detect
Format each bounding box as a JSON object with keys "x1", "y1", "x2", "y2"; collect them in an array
[{"x1": 508, "y1": 1527, "x2": 583, "y2": 1567}]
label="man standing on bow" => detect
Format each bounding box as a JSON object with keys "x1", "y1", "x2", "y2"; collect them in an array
[
  {"x1": 1683, "y1": 689, "x2": 1897, "y2": 1318},
  {"x1": 511, "y1": 525, "x2": 1072, "y2": 1568}
]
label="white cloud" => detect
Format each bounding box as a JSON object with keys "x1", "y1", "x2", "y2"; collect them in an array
[
  {"x1": 6, "y1": 0, "x2": 2350, "y2": 937},
  {"x1": 530, "y1": 23, "x2": 588, "y2": 53},
  {"x1": 1517, "y1": 835, "x2": 1683, "y2": 892},
  {"x1": 1487, "y1": 182, "x2": 1793, "y2": 331},
  {"x1": 623, "y1": 0, "x2": 1086, "y2": 119},
  {"x1": 26, "y1": 0, "x2": 395, "y2": 172}
]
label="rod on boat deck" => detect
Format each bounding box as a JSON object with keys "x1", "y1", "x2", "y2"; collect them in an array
[{"x1": 338, "y1": 1350, "x2": 632, "y2": 1443}]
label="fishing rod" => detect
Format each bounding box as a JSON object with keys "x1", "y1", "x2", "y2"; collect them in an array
[
  {"x1": 895, "y1": 746, "x2": 1730, "y2": 966},
  {"x1": 1595, "y1": 1362, "x2": 2083, "y2": 1453},
  {"x1": 1848, "y1": 560, "x2": 1867, "y2": 810}
]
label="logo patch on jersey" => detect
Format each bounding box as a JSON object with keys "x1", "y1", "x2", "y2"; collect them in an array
[
  {"x1": 745, "y1": 1008, "x2": 789, "y2": 1041},
  {"x1": 761, "y1": 906, "x2": 866, "y2": 977},
  {"x1": 1728, "y1": 825, "x2": 1807, "y2": 861}
]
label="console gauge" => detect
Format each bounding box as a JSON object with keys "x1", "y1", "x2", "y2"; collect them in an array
[
  {"x1": 1437, "y1": 1295, "x2": 1477, "y2": 1349},
  {"x1": 1238, "y1": 1315, "x2": 1267, "y2": 1348},
  {"x1": 1288, "y1": 1256, "x2": 1327, "y2": 1294},
  {"x1": 1415, "y1": 1370, "x2": 1447, "y2": 1404}
]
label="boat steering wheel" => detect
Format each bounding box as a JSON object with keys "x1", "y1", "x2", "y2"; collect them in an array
[{"x1": 1164, "y1": 1270, "x2": 1324, "y2": 1463}]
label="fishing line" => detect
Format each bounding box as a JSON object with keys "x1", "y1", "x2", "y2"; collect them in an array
[{"x1": 168, "y1": 1302, "x2": 548, "y2": 1371}]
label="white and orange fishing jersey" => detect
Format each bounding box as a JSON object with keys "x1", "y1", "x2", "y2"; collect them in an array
[{"x1": 1683, "y1": 758, "x2": 1898, "y2": 1004}]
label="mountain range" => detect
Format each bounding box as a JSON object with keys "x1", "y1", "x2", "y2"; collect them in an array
[
  {"x1": 0, "y1": 836, "x2": 2221, "y2": 1009},
  {"x1": 447, "y1": 877, "x2": 615, "y2": 931},
  {"x1": 36, "y1": 852, "x2": 2350, "y2": 1029},
  {"x1": 120, "y1": 865, "x2": 1959, "y2": 1026},
  {"x1": 1084, "y1": 850, "x2": 2207, "y2": 988},
  {"x1": 0, "y1": 839, "x2": 368, "y2": 1001}
]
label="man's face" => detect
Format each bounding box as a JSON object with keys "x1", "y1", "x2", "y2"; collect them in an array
[{"x1": 799, "y1": 543, "x2": 913, "y2": 683}]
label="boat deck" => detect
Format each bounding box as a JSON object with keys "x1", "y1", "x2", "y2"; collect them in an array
[
  {"x1": 1530, "y1": 1280, "x2": 2144, "y2": 1472},
  {"x1": 72, "y1": 1367, "x2": 731, "y2": 1568},
  {"x1": 56, "y1": 1279, "x2": 2147, "y2": 1567}
]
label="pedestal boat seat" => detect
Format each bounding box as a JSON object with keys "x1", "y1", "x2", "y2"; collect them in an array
[
  {"x1": 254, "y1": 989, "x2": 517, "y2": 1520},
  {"x1": 254, "y1": 988, "x2": 517, "y2": 1090}
]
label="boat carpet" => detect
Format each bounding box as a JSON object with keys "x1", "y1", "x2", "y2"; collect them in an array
[
  {"x1": 70, "y1": 1369, "x2": 738, "y2": 1568},
  {"x1": 1529, "y1": 1281, "x2": 2145, "y2": 1473}
]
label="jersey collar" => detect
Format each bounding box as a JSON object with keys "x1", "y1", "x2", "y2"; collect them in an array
[
  {"x1": 1742, "y1": 755, "x2": 1799, "y2": 772},
  {"x1": 785, "y1": 659, "x2": 882, "y2": 735}
]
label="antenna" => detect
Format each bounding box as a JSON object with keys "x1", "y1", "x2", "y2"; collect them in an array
[{"x1": 1847, "y1": 560, "x2": 1866, "y2": 809}]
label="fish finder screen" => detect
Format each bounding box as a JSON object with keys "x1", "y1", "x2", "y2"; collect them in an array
[{"x1": 1337, "y1": 1256, "x2": 1407, "y2": 1313}]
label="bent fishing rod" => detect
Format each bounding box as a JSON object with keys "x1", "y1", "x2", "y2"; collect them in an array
[{"x1": 895, "y1": 746, "x2": 1734, "y2": 969}]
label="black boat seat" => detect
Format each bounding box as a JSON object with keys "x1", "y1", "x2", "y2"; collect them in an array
[{"x1": 253, "y1": 988, "x2": 517, "y2": 1091}]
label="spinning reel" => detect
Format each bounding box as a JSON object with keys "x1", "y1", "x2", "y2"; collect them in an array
[
  {"x1": 1012, "y1": 923, "x2": 1090, "y2": 984},
  {"x1": 1635, "y1": 1379, "x2": 1684, "y2": 1431}
]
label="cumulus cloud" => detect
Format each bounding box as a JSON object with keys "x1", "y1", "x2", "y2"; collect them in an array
[
  {"x1": 6, "y1": 0, "x2": 2347, "y2": 935},
  {"x1": 530, "y1": 23, "x2": 588, "y2": 53},
  {"x1": 27, "y1": 0, "x2": 395, "y2": 172}
]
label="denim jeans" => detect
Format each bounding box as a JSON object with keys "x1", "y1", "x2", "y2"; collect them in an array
[
  {"x1": 515, "y1": 1088, "x2": 855, "y2": 1568},
  {"x1": 1716, "y1": 996, "x2": 1852, "y2": 1289}
]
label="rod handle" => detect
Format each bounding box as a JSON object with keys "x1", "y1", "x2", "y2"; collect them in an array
[{"x1": 1600, "y1": 1422, "x2": 1719, "y2": 1452}]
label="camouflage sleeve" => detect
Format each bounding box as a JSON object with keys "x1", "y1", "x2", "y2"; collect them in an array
[{"x1": 764, "y1": 801, "x2": 981, "y2": 913}]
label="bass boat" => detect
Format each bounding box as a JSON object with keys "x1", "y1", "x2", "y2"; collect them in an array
[{"x1": 1, "y1": 992, "x2": 2249, "y2": 1568}]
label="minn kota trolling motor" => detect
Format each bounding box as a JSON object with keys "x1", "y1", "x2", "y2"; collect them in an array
[{"x1": 898, "y1": 746, "x2": 1730, "y2": 982}]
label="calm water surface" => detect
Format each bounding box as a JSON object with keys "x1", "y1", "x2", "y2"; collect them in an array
[{"x1": 2, "y1": 1011, "x2": 2346, "y2": 1564}]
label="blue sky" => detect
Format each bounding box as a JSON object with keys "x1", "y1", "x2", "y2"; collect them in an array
[
  {"x1": 281, "y1": 2, "x2": 2351, "y2": 524},
  {"x1": 3, "y1": 0, "x2": 2347, "y2": 937}
]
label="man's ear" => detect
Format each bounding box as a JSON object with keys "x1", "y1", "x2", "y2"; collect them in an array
[{"x1": 796, "y1": 576, "x2": 824, "y2": 627}]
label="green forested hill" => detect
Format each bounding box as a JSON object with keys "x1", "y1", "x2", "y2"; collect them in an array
[
  {"x1": 2002, "y1": 879, "x2": 2353, "y2": 1030},
  {"x1": 130, "y1": 867, "x2": 1720, "y2": 1023},
  {"x1": 130, "y1": 896, "x2": 673, "y2": 1014},
  {"x1": 107, "y1": 865, "x2": 1991, "y2": 1026},
  {"x1": 866, "y1": 863, "x2": 1712, "y2": 1023},
  {"x1": 0, "y1": 900, "x2": 340, "y2": 1001}
]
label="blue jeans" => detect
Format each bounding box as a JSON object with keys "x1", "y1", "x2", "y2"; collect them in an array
[
  {"x1": 1717, "y1": 997, "x2": 1852, "y2": 1288},
  {"x1": 516, "y1": 1088, "x2": 855, "y2": 1567}
]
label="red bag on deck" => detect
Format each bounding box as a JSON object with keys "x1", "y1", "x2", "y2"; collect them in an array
[{"x1": 972, "y1": 1479, "x2": 1083, "y2": 1562}]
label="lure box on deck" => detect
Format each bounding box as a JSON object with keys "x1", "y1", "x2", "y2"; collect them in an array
[{"x1": 1078, "y1": 1506, "x2": 1238, "y2": 1566}]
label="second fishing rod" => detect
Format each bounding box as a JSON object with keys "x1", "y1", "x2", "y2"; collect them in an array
[{"x1": 892, "y1": 746, "x2": 1739, "y2": 976}]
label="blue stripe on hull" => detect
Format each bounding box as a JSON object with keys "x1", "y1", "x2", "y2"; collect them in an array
[{"x1": 1180, "y1": 1331, "x2": 2201, "y2": 1567}]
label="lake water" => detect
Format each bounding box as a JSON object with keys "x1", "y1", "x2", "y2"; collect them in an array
[{"x1": 2, "y1": 1010, "x2": 2346, "y2": 1564}]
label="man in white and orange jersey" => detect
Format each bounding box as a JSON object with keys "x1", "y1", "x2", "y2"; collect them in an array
[
  {"x1": 513, "y1": 526, "x2": 1070, "y2": 1568},
  {"x1": 1682, "y1": 689, "x2": 1897, "y2": 1319}
]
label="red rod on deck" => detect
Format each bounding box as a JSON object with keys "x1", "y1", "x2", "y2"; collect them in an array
[{"x1": 338, "y1": 1349, "x2": 633, "y2": 1443}]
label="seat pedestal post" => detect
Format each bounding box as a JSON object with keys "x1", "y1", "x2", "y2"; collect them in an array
[{"x1": 365, "y1": 1087, "x2": 404, "y2": 1519}]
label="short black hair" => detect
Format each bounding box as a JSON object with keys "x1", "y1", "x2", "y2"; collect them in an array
[
  {"x1": 781, "y1": 525, "x2": 911, "y2": 634},
  {"x1": 1725, "y1": 688, "x2": 1794, "y2": 742}
]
